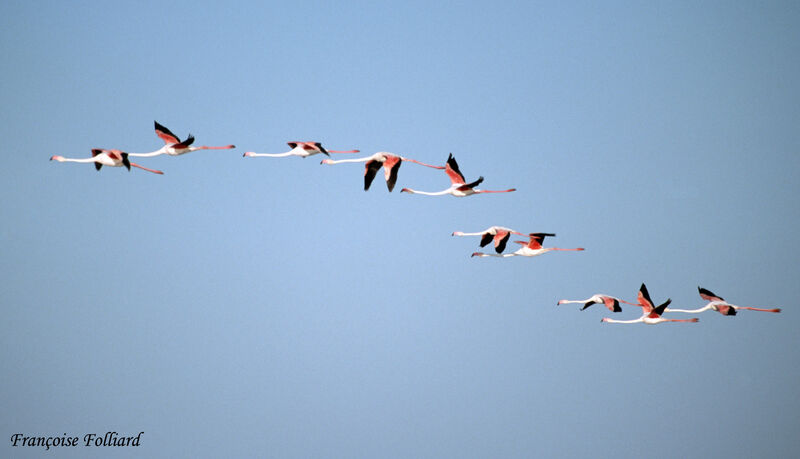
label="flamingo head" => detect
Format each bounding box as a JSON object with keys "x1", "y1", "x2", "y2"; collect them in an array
[
  {"x1": 556, "y1": 300, "x2": 567, "y2": 305},
  {"x1": 400, "y1": 188, "x2": 411, "y2": 193},
  {"x1": 243, "y1": 152, "x2": 254, "y2": 157},
  {"x1": 50, "y1": 155, "x2": 65, "y2": 162},
  {"x1": 600, "y1": 318, "x2": 610, "y2": 323},
  {"x1": 452, "y1": 231, "x2": 463, "y2": 236},
  {"x1": 470, "y1": 252, "x2": 483, "y2": 258},
  {"x1": 320, "y1": 159, "x2": 333, "y2": 165}
]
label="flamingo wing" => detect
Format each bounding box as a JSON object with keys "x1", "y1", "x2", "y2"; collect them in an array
[
  {"x1": 91, "y1": 148, "x2": 103, "y2": 171},
  {"x1": 603, "y1": 296, "x2": 622, "y2": 313},
  {"x1": 652, "y1": 299, "x2": 672, "y2": 317},
  {"x1": 526, "y1": 233, "x2": 554, "y2": 250},
  {"x1": 154, "y1": 121, "x2": 182, "y2": 145},
  {"x1": 364, "y1": 160, "x2": 382, "y2": 191},
  {"x1": 479, "y1": 232, "x2": 494, "y2": 248},
  {"x1": 460, "y1": 176, "x2": 484, "y2": 190},
  {"x1": 698, "y1": 287, "x2": 724, "y2": 302},
  {"x1": 314, "y1": 142, "x2": 330, "y2": 157},
  {"x1": 172, "y1": 134, "x2": 195, "y2": 149},
  {"x1": 716, "y1": 304, "x2": 737, "y2": 316},
  {"x1": 121, "y1": 152, "x2": 131, "y2": 171},
  {"x1": 494, "y1": 231, "x2": 511, "y2": 253},
  {"x1": 445, "y1": 153, "x2": 466, "y2": 185},
  {"x1": 287, "y1": 142, "x2": 299, "y2": 149},
  {"x1": 637, "y1": 283, "x2": 654, "y2": 312},
  {"x1": 384, "y1": 156, "x2": 402, "y2": 192}
]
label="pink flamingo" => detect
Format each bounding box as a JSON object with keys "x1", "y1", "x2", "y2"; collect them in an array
[
  {"x1": 50, "y1": 149, "x2": 164, "y2": 174},
  {"x1": 400, "y1": 153, "x2": 516, "y2": 197},
  {"x1": 321, "y1": 152, "x2": 444, "y2": 191},
  {"x1": 471, "y1": 233, "x2": 584, "y2": 258},
  {"x1": 601, "y1": 284, "x2": 699, "y2": 325},
  {"x1": 557, "y1": 294, "x2": 640, "y2": 313},
  {"x1": 244, "y1": 142, "x2": 358, "y2": 158},
  {"x1": 665, "y1": 287, "x2": 781, "y2": 316},
  {"x1": 452, "y1": 226, "x2": 525, "y2": 253},
  {"x1": 129, "y1": 121, "x2": 235, "y2": 157}
]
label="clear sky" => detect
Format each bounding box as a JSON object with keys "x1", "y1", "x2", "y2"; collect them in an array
[{"x1": 2, "y1": 1, "x2": 799, "y2": 457}]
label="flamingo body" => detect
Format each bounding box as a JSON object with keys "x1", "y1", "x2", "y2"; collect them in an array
[
  {"x1": 50, "y1": 149, "x2": 164, "y2": 174},
  {"x1": 452, "y1": 226, "x2": 524, "y2": 253},
  {"x1": 665, "y1": 286, "x2": 781, "y2": 316},
  {"x1": 128, "y1": 121, "x2": 235, "y2": 157},
  {"x1": 471, "y1": 233, "x2": 584, "y2": 258},
  {"x1": 244, "y1": 141, "x2": 358, "y2": 159},
  {"x1": 601, "y1": 284, "x2": 699, "y2": 325},
  {"x1": 322, "y1": 152, "x2": 443, "y2": 192},
  {"x1": 400, "y1": 153, "x2": 516, "y2": 197},
  {"x1": 558, "y1": 294, "x2": 632, "y2": 313}
]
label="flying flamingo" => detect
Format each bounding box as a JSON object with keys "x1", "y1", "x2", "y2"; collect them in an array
[
  {"x1": 50, "y1": 149, "x2": 164, "y2": 174},
  {"x1": 471, "y1": 233, "x2": 584, "y2": 258},
  {"x1": 557, "y1": 294, "x2": 640, "y2": 313},
  {"x1": 400, "y1": 153, "x2": 516, "y2": 197},
  {"x1": 128, "y1": 121, "x2": 235, "y2": 157},
  {"x1": 452, "y1": 226, "x2": 525, "y2": 253},
  {"x1": 244, "y1": 142, "x2": 358, "y2": 158},
  {"x1": 601, "y1": 284, "x2": 699, "y2": 325},
  {"x1": 321, "y1": 152, "x2": 444, "y2": 192},
  {"x1": 665, "y1": 287, "x2": 781, "y2": 316}
]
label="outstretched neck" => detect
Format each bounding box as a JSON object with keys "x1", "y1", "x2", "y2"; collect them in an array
[
  {"x1": 50, "y1": 155, "x2": 95, "y2": 163},
  {"x1": 664, "y1": 305, "x2": 710, "y2": 314},
  {"x1": 601, "y1": 317, "x2": 642, "y2": 324},
  {"x1": 244, "y1": 151, "x2": 294, "y2": 157},
  {"x1": 321, "y1": 156, "x2": 371, "y2": 165},
  {"x1": 400, "y1": 188, "x2": 452, "y2": 196}
]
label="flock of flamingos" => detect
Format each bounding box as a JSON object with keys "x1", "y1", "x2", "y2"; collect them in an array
[{"x1": 50, "y1": 121, "x2": 782, "y2": 325}]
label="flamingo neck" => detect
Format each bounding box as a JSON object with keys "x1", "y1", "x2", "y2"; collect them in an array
[
  {"x1": 401, "y1": 188, "x2": 452, "y2": 196},
  {"x1": 245, "y1": 151, "x2": 295, "y2": 157},
  {"x1": 322, "y1": 156, "x2": 373, "y2": 165},
  {"x1": 664, "y1": 305, "x2": 710, "y2": 314},
  {"x1": 601, "y1": 317, "x2": 642, "y2": 324}
]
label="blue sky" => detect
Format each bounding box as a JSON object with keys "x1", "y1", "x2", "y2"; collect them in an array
[{"x1": 2, "y1": 1, "x2": 799, "y2": 457}]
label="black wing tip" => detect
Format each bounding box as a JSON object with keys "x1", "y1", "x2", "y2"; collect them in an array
[
  {"x1": 315, "y1": 143, "x2": 330, "y2": 156},
  {"x1": 654, "y1": 298, "x2": 671, "y2": 315},
  {"x1": 639, "y1": 283, "x2": 652, "y2": 303}
]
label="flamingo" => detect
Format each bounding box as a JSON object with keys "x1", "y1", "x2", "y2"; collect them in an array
[
  {"x1": 452, "y1": 226, "x2": 525, "y2": 254},
  {"x1": 400, "y1": 153, "x2": 516, "y2": 197},
  {"x1": 128, "y1": 121, "x2": 235, "y2": 157},
  {"x1": 321, "y1": 152, "x2": 444, "y2": 192},
  {"x1": 50, "y1": 149, "x2": 164, "y2": 174},
  {"x1": 557, "y1": 294, "x2": 640, "y2": 313},
  {"x1": 471, "y1": 233, "x2": 584, "y2": 258},
  {"x1": 601, "y1": 284, "x2": 699, "y2": 325},
  {"x1": 665, "y1": 287, "x2": 781, "y2": 316},
  {"x1": 244, "y1": 142, "x2": 358, "y2": 158}
]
